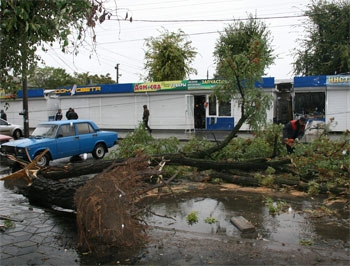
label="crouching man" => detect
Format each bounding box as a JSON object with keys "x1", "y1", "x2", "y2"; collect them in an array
[{"x1": 282, "y1": 117, "x2": 307, "y2": 153}]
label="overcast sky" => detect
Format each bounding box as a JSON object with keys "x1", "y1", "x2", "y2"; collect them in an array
[{"x1": 39, "y1": 0, "x2": 309, "y2": 83}]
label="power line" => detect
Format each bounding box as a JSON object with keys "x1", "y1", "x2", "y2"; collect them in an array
[{"x1": 112, "y1": 14, "x2": 306, "y2": 23}]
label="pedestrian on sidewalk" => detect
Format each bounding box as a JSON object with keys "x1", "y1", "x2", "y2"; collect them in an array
[
  {"x1": 0, "y1": 109, "x2": 7, "y2": 121},
  {"x1": 55, "y1": 109, "x2": 63, "y2": 120},
  {"x1": 143, "y1": 105, "x2": 152, "y2": 133}
]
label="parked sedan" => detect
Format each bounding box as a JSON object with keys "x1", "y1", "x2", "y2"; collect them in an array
[
  {"x1": 0, "y1": 118, "x2": 23, "y2": 139},
  {"x1": 0, "y1": 120, "x2": 118, "y2": 167}
]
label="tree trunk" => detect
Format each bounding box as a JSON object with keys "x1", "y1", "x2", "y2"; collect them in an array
[
  {"x1": 4, "y1": 154, "x2": 346, "y2": 210},
  {"x1": 24, "y1": 174, "x2": 95, "y2": 209},
  {"x1": 160, "y1": 154, "x2": 291, "y2": 171}
]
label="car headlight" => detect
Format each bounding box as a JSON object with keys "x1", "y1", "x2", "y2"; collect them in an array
[{"x1": 17, "y1": 148, "x2": 26, "y2": 154}]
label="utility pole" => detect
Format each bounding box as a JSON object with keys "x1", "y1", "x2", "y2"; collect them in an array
[{"x1": 115, "y1": 64, "x2": 120, "y2": 84}]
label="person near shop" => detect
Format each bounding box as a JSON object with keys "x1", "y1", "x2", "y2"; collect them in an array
[
  {"x1": 142, "y1": 105, "x2": 152, "y2": 133},
  {"x1": 67, "y1": 108, "x2": 79, "y2": 120},
  {"x1": 66, "y1": 107, "x2": 73, "y2": 119},
  {"x1": 0, "y1": 109, "x2": 7, "y2": 121},
  {"x1": 55, "y1": 109, "x2": 63, "y2": 121},
  {"x1": 282, "y1": 117, "x2": 307, "y2": 153}
]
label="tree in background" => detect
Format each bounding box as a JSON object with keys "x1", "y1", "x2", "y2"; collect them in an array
[
  {"x1": 144, "y1": 28, "x2": 197, "y2": 81},
  {"x1": 74, "y1": 72, "x2": 115, "y2": 86},
  {"x1": 0, "y1": 0, "x2": 111, "y2": 136},
  {"x1": 293, "y1": 0, "x2": 350, "y2": 76},
  {"x1": 198, "y1": 15, "x2": 275, "y2": 157},
  {"x1": 29, "y1": 67, "x2": 115, "y2": 90},
  {"x1": 29, "y1": 67, "x2": 75, "y2": 90}
]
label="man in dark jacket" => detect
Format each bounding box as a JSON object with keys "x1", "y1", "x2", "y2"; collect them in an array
[
  {"x1": 142, "y1": 105, "x2": 151, "y2": 133},
  {"x1": 0, "y1": 109, "x2": 7, "y2": 121},
  {"x1": 55, "y1": 109, "x2": 63, "y2": 121},
  {"x1": 282, "y1": 117, "x2": 307, "y2": 153},
  {"x1": 67, "y1": 108, "x2": 78, "y2": 120}
]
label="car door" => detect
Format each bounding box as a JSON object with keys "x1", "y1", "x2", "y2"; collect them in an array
[
  {"x1": 75, "y1": 122, "x2": 97, "y2": 154},
  {"x1": 55, "y1": 124, "x2": 80, "y2": 158}
]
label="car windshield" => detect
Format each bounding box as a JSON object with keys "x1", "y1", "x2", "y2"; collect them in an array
[{"x1": 31, "y1": 124, "x2": 58, "y2": 138}]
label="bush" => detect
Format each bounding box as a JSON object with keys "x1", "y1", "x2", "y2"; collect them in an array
[{"x1": 110, "y1": 123, "x2": 180, "y2": 158}]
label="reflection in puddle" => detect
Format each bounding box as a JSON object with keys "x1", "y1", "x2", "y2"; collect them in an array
[{"x1": 144, "y1": 195, "x2": 349, "y2": 247}]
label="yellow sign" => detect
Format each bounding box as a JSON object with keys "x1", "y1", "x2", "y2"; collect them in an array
[
  {"x1": 134, "y1": 81, "x2": 187, "y2": 92},
  {"x1": 55, "y1": 86, "x2": 102, "y2": 95},
  {"x1": 326, "y1": 75, "x2": 350, "y2": 86}
]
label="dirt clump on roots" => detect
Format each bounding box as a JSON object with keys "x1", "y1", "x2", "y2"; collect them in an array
[{"x1": 74, "y1": 153, "x2": 168, "y2": 254}]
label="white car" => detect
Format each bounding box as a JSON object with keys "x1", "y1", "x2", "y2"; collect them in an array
[{"x1": 0, "y1": 118, "x2": 23, "y2": 139}]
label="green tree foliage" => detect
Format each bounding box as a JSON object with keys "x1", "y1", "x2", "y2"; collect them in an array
[
  {"x1": 188, "y1": 15, "x2": 275, "y2": 158},
  {"x1": 28, "y1": 67, "x2": 115, "y2": 90},
  {"x1": 293, "y1": 0, "x2": 350, "y2": 75},
  {"x1": 292, "y1": 133, "x2": 350, "y2": 185},
  {"x1": 213, "y1": 15, "x2": 275, "y2": 131},
  {"x1": 0, "y1": 0, "x2": 110, "y2": 136},
  {"x1": 0, "y1": 0, "x2": 108, "y2": 87},
  {"x1": 110, "y1": 123, "x2": 180, "y2": 159},
  {"x1": 144, "y1": 28, "x2": 197, "y2": 81},
  {"x1": 29, "y1": 67, "x2": 75, "y2": 89},
  {"x1": 73, "y1": 72, "x2": 115, "y2": 86}
]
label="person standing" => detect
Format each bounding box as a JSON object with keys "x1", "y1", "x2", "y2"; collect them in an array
[
  {"x1": 55, "y1": 109, "x2": 63, "y2": 121},
  {"x1": 282, "y1": 117, "x2": 307, "y2": 153},
  {"x1": 142, "y1": 105, "x2": 151, "y2": 133},
  {"x1": 67, "y1": 108, "x2": 78, "y2": 120},
  {"x1": 0, "y1": 109, "x2": 7, "y2": 121},
  {"x1": 66, "y1": 107, "x2": 72, "y2": 119}
]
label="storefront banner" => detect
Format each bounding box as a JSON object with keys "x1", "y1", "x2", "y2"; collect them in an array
[
  {"x1": 54, "y1": 86, "x2": 102, "y2": 96},
  {"x1": 187, "y1": 79, "x2": 226, "y2": 90},
  {"x1": 326, "y1": 75, "x2": 350, "y2": 87},
  {"x1": 133, "y1": 81, "x2": 187, "y2": 92}
]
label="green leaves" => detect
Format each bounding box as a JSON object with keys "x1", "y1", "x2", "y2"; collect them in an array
[
  {"x1": 294, "y1": 0, "x2": 350, "y2": 75},
  {"x1": 28, "y1": 67, "x2": 116, "y2": 90},
  {"x1": 0, "y1": 0, "x2": 110, "y2": 92},
  {"x1": 109, "y1": 123, "x2": 180, "y2": 159},
  {"x1": 144, "y1": 28, "x2": 197, "y2": 81},
  {"x1": 212, "y1": 15, "x2": 274, "y2": 131}
]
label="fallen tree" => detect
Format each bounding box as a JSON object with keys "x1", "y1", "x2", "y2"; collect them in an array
[{"x1": 1, "y1": 150, "x2": 295, "y2": 210}]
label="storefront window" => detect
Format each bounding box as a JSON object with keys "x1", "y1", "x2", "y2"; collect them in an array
[
  {"x1": 219, "y1": 100, "x2": 231, "y2": 116},
  {"x1": 209, "y1": 96, "x2": 216, "y2": 116}
]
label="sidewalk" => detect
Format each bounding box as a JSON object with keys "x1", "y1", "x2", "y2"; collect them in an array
[{"x1": 0, "y1": 181, "x2": 80, "y2": 265}]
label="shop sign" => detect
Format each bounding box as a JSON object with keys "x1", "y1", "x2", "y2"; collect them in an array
[
  {"x1": 187, "y1": 79, "x2": 226, "y2": 90},
  {"x1": 134, "y1": 80, "x2": 187, "y2": 92},
  {"x1": 326, "y1": 75, "x2": 350, "y2": 87},
  {"x1": 55, "y1": 86, "x2": 102, "y2": 95}
]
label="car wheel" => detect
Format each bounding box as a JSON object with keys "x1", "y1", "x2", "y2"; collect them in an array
[
  {"x1": 92, "y1": 143, "x2": 106, "y2": 159},
  {"x1": 13, "y1": 129, "x2": 22, "y2": 139},
  {"x1": 34, "y1": 152, "x2": 50, "y2": 167}
]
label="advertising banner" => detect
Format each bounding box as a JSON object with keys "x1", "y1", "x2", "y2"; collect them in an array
[
  {"x1": 326, "y1": 75, "x2": 350, "y2": 87},
  {"x1": 133, "y1": 80, "x2": 187, "y2": 92},
  {"x1": 187, "y1": 79, "x2": 225, "y2": 90}
]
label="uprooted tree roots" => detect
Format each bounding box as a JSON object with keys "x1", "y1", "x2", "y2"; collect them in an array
[{"x1": 74, "y1": 152, "x2": 175, "y2": 254}]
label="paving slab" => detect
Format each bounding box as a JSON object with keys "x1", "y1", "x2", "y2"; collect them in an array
[{"x1": 0, "y1": 182, "x2": 80, "y2": 266}]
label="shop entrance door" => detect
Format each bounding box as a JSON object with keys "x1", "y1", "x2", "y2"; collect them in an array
[{"x1": 194, "y1": 95, "x2": 206, "y2": 129}]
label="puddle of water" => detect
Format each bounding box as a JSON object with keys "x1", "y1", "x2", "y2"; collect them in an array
[{"x1": 143, "y1": 194, "x2": 349, "y2": 247}]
